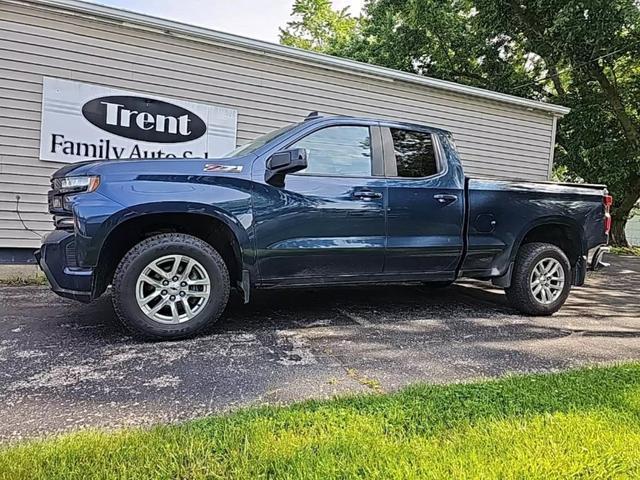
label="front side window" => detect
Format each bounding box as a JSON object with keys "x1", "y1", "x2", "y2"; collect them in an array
[
  {"x1": 290, "y1": 126, "x2": 372, "y2": 176},
  {"x1": 390, "y1": 129, "x2": 438, "y2": 178}
]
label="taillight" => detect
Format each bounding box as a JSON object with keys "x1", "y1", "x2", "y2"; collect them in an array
[{"x1": 603, "y1": 194, "x2": 613, "y2": 235}]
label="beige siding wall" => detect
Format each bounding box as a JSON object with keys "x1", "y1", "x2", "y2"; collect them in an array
[{"x1": 0, "y1": 0, "x2": 557, "y2": 249}]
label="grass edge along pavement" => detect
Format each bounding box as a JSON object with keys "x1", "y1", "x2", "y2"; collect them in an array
[
  {"x1": 610, "y1": 246, "x2": 640, "y2": 256},
  {"x1": 0, "y1": 276, "x2": 48, "y2": 287},
  {"x1": 1, "y1": 363, "x2": 640, "y2": 479}
]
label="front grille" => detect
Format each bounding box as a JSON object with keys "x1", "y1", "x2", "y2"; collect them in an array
[
  {"x1": 65, "y1": 240, "x2": 78, "y2": 268},
  {"x1": 48, "y1": 189, "x2": 66, "y2": 214},
  {"x1": 49, "y1": 179, "x2": 71, "y2": 223},
  {"x1": 50, "y1": 177, "x2": 74, "y2": 230}
]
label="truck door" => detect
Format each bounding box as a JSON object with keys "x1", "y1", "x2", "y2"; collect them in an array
[
  {"x1": 381, "y1": 126, "x2": 465, "y2": 279},
  {"x1": 252, "y1": 123, "x2": 387, "y2": 283}
]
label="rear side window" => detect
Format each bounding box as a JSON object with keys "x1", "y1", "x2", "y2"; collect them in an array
[
  {"x1": 390, "y1": 129, "x2": 438, "y2": 178},
  {"x1": 291, "y1": 126, "x2": 372, "y2": 176}
]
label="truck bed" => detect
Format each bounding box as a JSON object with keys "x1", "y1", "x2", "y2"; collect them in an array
[{"x1": 461, "y1": 177, "x2": 608, "y2": 279}]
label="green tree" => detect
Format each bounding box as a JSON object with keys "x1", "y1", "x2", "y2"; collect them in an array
[
  {"x1": 280, "y1": 0, "x2": 640, "y2": 245},
  {"x1": 344, "y1": 0, "x2": 542, "y2": 97},
  {"x1": 279, "y1": 0, "x2": 358, "y2": 53},
  {"x1": 474, "y1": 0, "x2": 640, "y2": 245}
]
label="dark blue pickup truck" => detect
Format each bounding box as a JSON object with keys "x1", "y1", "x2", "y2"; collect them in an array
[{"x1": 36, "y1": 115, "x2": 611, "y2": 340}]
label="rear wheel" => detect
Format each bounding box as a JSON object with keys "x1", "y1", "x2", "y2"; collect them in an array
[
  {"x1": 112, "y1": 233, "x2": 230, "y2": 340},
  {"x1": 505, "y1": 242, "x2": 572, "y2": 316}
]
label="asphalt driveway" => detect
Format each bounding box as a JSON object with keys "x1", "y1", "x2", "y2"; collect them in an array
[{"x1": 1, "y1": 255, "x2": 639, "y2": 442}]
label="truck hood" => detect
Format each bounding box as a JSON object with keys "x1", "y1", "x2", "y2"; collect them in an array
[{"x1": 51, "y1": 156, "x2": 256, "y2": 180}]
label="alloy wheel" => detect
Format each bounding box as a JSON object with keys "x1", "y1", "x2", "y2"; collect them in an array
[
  {"x1": 135, "y1": 254, "x2": 211, "y2": 324},
  {"x1": 529, "y1": 257, "x2": 565, "y2": 305}
]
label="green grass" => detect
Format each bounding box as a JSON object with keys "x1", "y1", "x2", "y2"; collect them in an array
[
  {"x1": 2, "y1": 364, "x2": 640, "y2": 479},
  {"x1": 0, "y1": 275, "x2": 48, "y2": 287},
  {"x1": 611, "y1": 246, "x2": 640, "y2": 256}
]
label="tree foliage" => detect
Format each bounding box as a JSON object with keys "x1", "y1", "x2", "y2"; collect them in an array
[
  {"x1": 475, "y1": 0, "x2": 640, "y2": 245},
  {"x1": 280, "y1": 0, "x2": 640, "y2": 245},
  {"x1": 279, "y1": 0, "x2": 358, "y2": 53}
]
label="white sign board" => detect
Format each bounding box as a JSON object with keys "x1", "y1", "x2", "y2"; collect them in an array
[{"x1": 40, "y1": 77, "x2": 238, "y2": 163}]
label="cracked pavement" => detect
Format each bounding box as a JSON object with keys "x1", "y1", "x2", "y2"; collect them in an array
[{"x1": 1, "y1": 255, "x2": 639, "y2": 442}]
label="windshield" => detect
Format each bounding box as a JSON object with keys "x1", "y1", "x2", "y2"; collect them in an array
[{"x1": 222, "y1": 122, "x2": 302, "y2": 158}]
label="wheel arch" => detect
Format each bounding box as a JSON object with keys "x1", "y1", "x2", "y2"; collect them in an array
[
  {"x1": 92, "y1": 203, "x2": 252, "y2": 297},
  {"x1": 493, "y1": 216, "x2": 585, "y2": 289},
  {"x1": 511, "y1": 216, "x2": 586, "y2": 267}
]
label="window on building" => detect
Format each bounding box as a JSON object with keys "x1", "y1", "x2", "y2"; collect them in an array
[
  {"x1": 291, "y1": 126, "x2": 372, "y2": 176},
  {"x1": 390, "y1": 129, "x2": 438, "y2": 178}
]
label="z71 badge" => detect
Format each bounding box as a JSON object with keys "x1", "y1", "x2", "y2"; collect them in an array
[{"x1": 203, "y1": 164, "x2": 243, "y2": 173}]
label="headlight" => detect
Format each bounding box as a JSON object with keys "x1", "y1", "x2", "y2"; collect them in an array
[{"x1": 56, "y1": 176, "x2": 100, "y2": 194}]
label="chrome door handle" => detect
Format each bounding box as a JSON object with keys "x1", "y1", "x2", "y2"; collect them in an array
[
  {"x1": 433, "y1": 194, "x2": 458, "y2": 205},
  {"x1": 353, "y1": 190, "x2": 383, "y2": 200}
]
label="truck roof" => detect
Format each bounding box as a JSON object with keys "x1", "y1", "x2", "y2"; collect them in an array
[{"x1": 302, "y1": 113, "x2": 453, "y2": 136}]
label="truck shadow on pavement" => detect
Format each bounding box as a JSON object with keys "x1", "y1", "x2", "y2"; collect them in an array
[
  {"x1": 52, "y1": 255, "x2": 640, "y2": 344},
  {"x1": 76, "y1": 273, "x2": 640, "y2": 345},
  {"x1": 1, "y1": 256, "x2": 639, "y2": 442}
]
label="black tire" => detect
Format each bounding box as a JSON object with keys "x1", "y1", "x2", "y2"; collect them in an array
[
  {"x1": 112, "y1": 233, "x2": 230, "y2": 340},
  {"x1": 505, "y1": 242, "x2": 571, "y2": 316}
]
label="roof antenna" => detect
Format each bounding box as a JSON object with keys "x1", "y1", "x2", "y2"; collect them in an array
[{"x1": 305, "y1": 111, "x2": 321, "y2": 121}]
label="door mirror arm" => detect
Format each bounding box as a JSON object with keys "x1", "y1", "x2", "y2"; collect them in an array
[{"x1": 265, "y1": 148, "x2": 308, "y2": 187}]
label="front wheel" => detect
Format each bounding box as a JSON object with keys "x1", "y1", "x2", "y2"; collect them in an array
[
  {"x1": 112, "y1": 233, "x2": 230, "y2": 340},
  {"x1": 505, "y1": 242, "x2": 572, "y2": 316}
]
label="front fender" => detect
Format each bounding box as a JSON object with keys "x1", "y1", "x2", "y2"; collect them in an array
[
  {"x1": 82, "y1": 201, "x2": 253, "y2": 267},
  {"x1": 73, "y1": 171, "x2": 255, "y2": 267}
]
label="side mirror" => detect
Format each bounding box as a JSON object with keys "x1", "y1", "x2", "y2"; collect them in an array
[{"x1": 265, "y1": 148, "x2": 308, "y2": 187}]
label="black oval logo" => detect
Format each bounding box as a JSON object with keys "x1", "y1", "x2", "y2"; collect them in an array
[{"x1": 82, "y1": 96, "x2": 206, "y2": 143}]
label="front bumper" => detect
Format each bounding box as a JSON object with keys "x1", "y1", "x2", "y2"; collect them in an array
[{"x1": 34, "y1": 230, "x2": 94, "y2": 303}]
